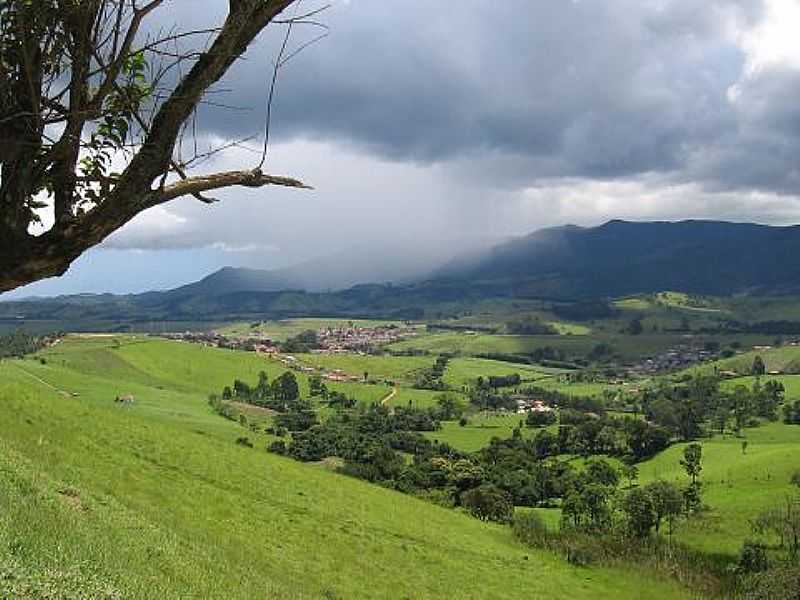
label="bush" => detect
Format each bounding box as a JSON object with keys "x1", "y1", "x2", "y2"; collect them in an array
[
  {"x1": 267, "y1": 440, "x2": 286, "y2": 455},
  {"x1": 790, "y1": 470, "x2": 800, "y2": 487},
  {"x1": 458, "y1": 417, "x2": 468, "y2": 427},
  {"x1": 737, "y1": 540, "x2": 769, "y2": 574},
  {"x1": 526, "y1": 410, "x2": 557, "y2": 428},
  {"x1": 235, "y1": 436, "x2": 253, "y2": 448},
  {"x1": 461, "y1": 484, "x2": 514, "y2": 523},
  {"x1": 741, "y1": 566, "x2": 800, "y2": 599},
  {"x1": 564, "y1": 542, "x2": 594, "y2": 567},
  {"x1": 512, "y1": 511, "x2": 549, "y2": 547}
]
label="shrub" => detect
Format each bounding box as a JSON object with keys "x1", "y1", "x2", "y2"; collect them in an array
[
  {"x1": 737, "y1": 540, "x2": 769, "y2": 574},
  {"x1": 235, "y1": 436, "x2": 253, "y2": 448},
  {"x1": 458, "y1": 416, "x2": 468, "y2": 427},
  {"x1": 461, "y1": 484, "x2": 514, "y2": 523},
  {"x1": 790, "y1": 470, "x2": 800, "y2": 488},
  {"x1": 741, "y1": 566, "x2": 800, "y2": 599},
  {"x1": 526, "y1": 410, "x2": 556, "y2": 428},
  {"x1": 621, "y1": 487, "x2": 656, "y2": 538},
  {"x1": 512, "y1": 511, "x2": 549, "y2": 547},
  {"x1": 564, "y1": 541, "x2": 594, "y2": 567},
  {"x1": 267, "y1": 440, "x2": 286, "y2": 455}
]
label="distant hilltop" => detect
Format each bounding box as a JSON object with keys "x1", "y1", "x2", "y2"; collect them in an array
[
  {"x1": 4, "y1": 219, "x2": 800, "y2": 322},
  {"x1": 435, "y1": 219, "x2": 800, "y2": 298}
]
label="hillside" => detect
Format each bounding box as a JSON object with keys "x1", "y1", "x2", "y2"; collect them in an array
[
  {"x1": 0, "y1": 336, "x2": 689, "y2": 599},
  {"x1": 438, "y1": 220, "x2": 800, "y2": 297}
]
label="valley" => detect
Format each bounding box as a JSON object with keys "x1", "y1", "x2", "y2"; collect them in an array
[{"x1": 3, "y1": 292, "x2": 800, "y2": 597}]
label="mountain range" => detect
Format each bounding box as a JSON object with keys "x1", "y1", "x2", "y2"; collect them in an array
[{"x1": 3, "y1": 219, "x2": 800, "y2": 323}]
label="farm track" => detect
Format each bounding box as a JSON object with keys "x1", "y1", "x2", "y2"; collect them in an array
[
  {"x1": 10, "y1": 363, "x2": 69, "y2": 396},
  {"x1": 381, "y1": 386, "x2": 398, "y2": 406}
]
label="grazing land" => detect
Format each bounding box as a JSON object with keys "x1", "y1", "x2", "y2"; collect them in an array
[
  {"x1": 0, "y1": 335, "x2": 690, "y2": 599},
  {"x1": 5, "y1": 294, "x2": 800, "y2": 598}
]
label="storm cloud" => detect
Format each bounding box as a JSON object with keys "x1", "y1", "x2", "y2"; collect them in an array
[{"x1": 9, "y1": 0, "x2": 800, "y2": 298}]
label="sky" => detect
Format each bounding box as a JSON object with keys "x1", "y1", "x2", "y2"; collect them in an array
[{"x1": 6, "y1": 0, "x2": 800, "y2": 298}]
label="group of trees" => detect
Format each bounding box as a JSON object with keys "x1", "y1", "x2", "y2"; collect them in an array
[
  {"x1": 271, "y1": 386, "x2": 682, "y2": 526},
  {"x1": 0, "y1": 330, "x2": 52, "y2": 358},
  {"x1": 547, "y1": 444, "x2": 702, "y2": 540},
  {"x1": 551, "y1": 411, "x2": 671, "y2": 461},
  {"x1": 640, "y1": 374, "x2": 783, "y2": 440},
  {"x1": 308, "y1": 374, "x2": 357, "y2": 409},
  {"x1": 220, "y1": 371, "x2": 300, "y2": 410},
  {"x1": 281, "y1": 330, "x2": 321, "y2": 353},
  {"x1": 272, "y1": 402, "x2": 440, "y2": 466},
  {"x1": 414, "y1": 355, "x2": 451, "y2": 390},
  {"x1": 211, "y1": 370, "x2": 319, "y2": 433},
  {"x1": 506, "y1": 317, "x2": 557, "y2": 335},
  {"x1": 783, "y1": 399, "x2": 800, "y2": 425},
  {"x1": 552, "y1": 301, "x2": 616, "y2": 322}
]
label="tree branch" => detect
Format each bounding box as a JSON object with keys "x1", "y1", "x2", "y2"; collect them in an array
[{"x1": 153, "y1": 168, "x2": 310, "y2": 204}]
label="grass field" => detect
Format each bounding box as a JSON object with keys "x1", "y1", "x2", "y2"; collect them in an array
[
  {"x1": 387, "y1": 331, "x2": 747, "y2": 362},
  {"x1": 536, "y1": 378, "x2": 622, "y2": 399},
  {"x1": 0, "y1": 336, "x2": 691, "y2": 599},
  {"x1": 637, "y1": 421, "x2": 800, "y2": 556},
  {"x1": 294, "y1": 352, "x2": 431, "y2": 384},
  {"x1": 548, "y1": 322, "x2": 592, "y2": 335},
  {"x1": 443, "y1": 357, "x2": 561, "y2": 389},
  {"x1": 425, "y1": 413, "x2": 535, "y2": 452}
]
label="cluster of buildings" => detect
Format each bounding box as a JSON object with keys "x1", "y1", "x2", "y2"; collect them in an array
[
  {"x1": 626, "y1": 345, "x2": 719, "y2": 376},
  {"x1": 510, "y1": 395, "x2": 554, "y2": 414},
  {"x1": 278, "y1": 355, "x2": 363, "y2": 382},
  {"x1": 314, "y1": 325, "x2": 417, "y2": 353}
]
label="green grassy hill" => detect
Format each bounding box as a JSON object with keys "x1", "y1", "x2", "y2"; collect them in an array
[
  {"x1": 0, "y1": 336, "x2": 689, "y2": 599},
  {"x1": 637, "y1": 421, "x2": 800, "y2": 555}
]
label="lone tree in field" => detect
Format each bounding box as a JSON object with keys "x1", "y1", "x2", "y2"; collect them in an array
[
  {"x1": 0, "y1": 0, "x2": 313, "y2": 293},
  {"x1": 752, "y1": 355, "x2": 766, "y2": 377},
  {"x1": 680, "y1": 442, "x2": 703, "y2": 513}
]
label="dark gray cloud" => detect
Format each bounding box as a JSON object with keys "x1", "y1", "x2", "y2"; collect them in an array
[
  {"x1": 143, "y1": 0, "x2": 800, "y2": 200},
  {"x1": 14, "y1": 0, "x2": 800, "y2": 299}
]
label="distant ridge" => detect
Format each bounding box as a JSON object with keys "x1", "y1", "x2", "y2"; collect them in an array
[
  {"x1": 4, "y1": 220, "x2": 800, "y2": 322},
  {"x1": 435, "y1": 219, "x2": 800, "y2": 297}
]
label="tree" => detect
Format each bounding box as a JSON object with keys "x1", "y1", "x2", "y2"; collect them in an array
[
  {"x1": 752, "y1": 355, "x2": 766, "y2": 377},
  {"x1": 644, "y1": 480, "x2": 683, "y2": 535},
  {"x1": 525, "y1": 409, "x2": 556, "y2": 428},
  {"x1": 435, "y1": 393, "x2": 465, "y2": 420},
  {"x1": 621, "y1": 464, "x2": 639, "y2": 489},
  {"x1": 0, "y1": 0, "x2": 311, "y2": 292},
  {"x1": 680, "y1": 443, "x2": 702, "y2": 486},
  {"x1": 461, "y1": 484, "x2": 514, "y2": 523},
  {"x1": 233, "y1": 379, "x2": 251, "y2": 399},
  {"x1": 622, "y1": 487, "x2": 656, "y2": 538},
  {"x1": 737, "y1": 540, "x2": 769, "y2": 574},
  {"x1": 752, "y1": 496, "x2": 800, "y2": 559},
  {"x1": 308, "y1": 375, "x2": 326, "y2": 397},
  {"x1": 626, "y1": 318, "x2": 643, "y2": 336},
  {"x1": 680, "y1": 443, "x2": 703, "y2": 513},
  {"x1": 255, "y1": 371, "x2": 270, "y2": 402},
  {"x1": 272, "y1": 371, "x2": 299, "y2": 405},
  {"x1": 585, "y1": 459, "x2": 619, "y2": 488}
]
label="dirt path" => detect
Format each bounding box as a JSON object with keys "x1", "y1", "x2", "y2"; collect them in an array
[
  {"x1": 11, "y1": 363, "x2": 67, "y2": 395},
  {"x1": 381, "y1": 387, "x2": 398, "y2": 406}
]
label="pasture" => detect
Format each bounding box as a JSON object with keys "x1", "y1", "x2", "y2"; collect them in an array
[
  {"x1": 637, "y1": 421, "x2": 800, "y2": 556},
  {"x1": 0, "y1": 336, "x2": 690, "y2": 599}
]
